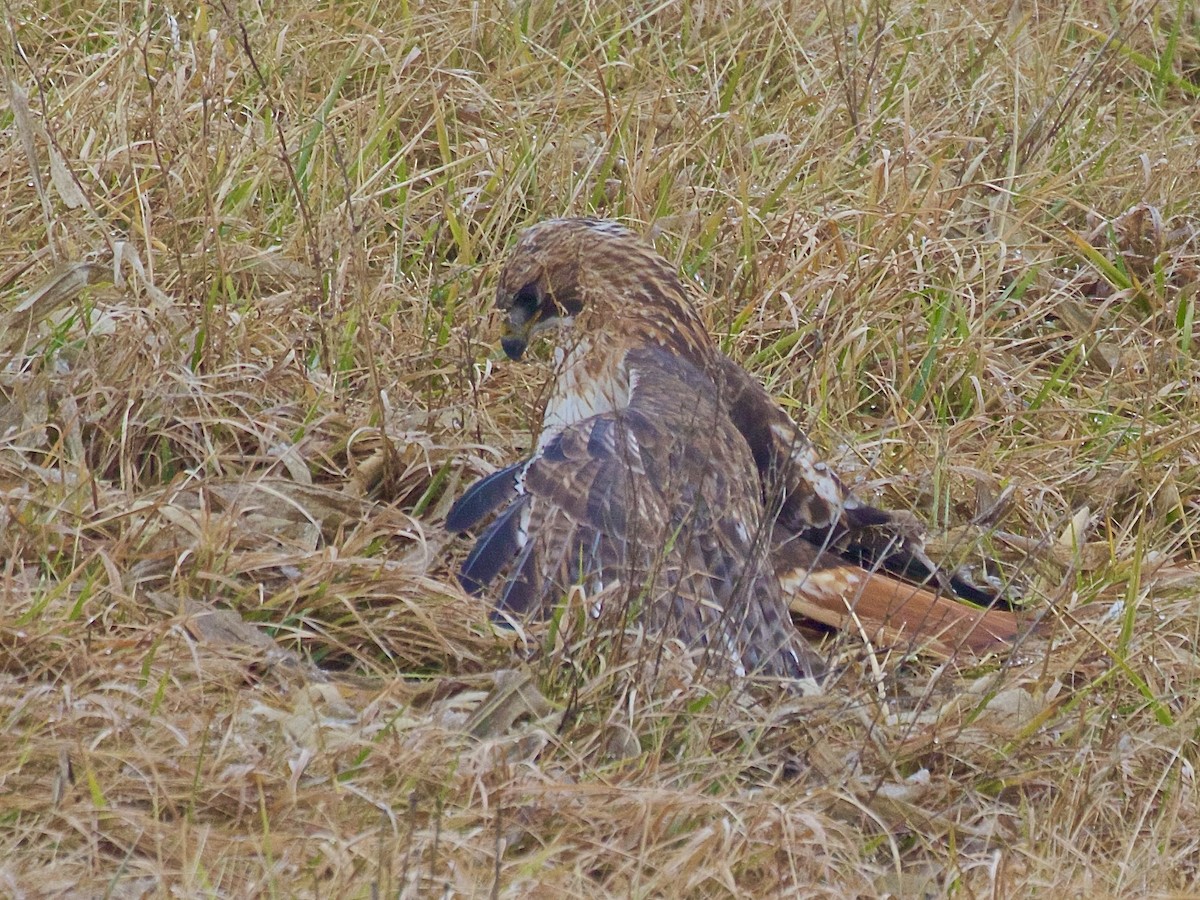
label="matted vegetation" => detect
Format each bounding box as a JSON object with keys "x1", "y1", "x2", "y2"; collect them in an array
[{"x1": 2, "y1": 0, "x2": 1199, "y2": 894}]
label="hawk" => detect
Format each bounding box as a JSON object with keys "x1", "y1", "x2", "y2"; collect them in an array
[{"x1": 449, "y1": 218, "x2": 1020, "y2": 682}]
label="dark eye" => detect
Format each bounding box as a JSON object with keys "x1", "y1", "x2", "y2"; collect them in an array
[{"x1": 512, "y1": 282, "x2": 540, "y2": 316}]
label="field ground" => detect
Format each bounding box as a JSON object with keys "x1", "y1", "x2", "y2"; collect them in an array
[{"x1": 3, "y1": 0, "x2": 1200, "y2": 895}]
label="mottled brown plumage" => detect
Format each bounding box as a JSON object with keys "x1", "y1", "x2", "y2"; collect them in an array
[{"x1": 449, "y1": 218, "x2": 1020, "y2": 684}]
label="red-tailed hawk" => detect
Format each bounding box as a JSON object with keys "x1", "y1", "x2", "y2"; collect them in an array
[{"x1": 449, "y1": 218, "x2": 1020, "y2": 683}]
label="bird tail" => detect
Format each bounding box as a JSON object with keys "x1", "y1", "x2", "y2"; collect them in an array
[{"x1": 773, "y1": 536, "x2": 1023, "y2": 657}]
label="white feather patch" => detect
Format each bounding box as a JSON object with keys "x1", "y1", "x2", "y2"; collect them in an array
[
  {"x1": 538, "y1": 339, "x2": 631, "y2": 447},
  {"x1": 778, "y1": 567, "x2": 861, "y2": 599}
]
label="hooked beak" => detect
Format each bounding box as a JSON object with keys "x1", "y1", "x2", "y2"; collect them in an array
[{"x1": 500, "y1": 315, "x2": 530, "y2": 360}]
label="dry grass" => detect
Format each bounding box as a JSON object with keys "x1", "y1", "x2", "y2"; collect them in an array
[{"x1": 2, "y1": 0, "x2": 1200, "y2": 894}]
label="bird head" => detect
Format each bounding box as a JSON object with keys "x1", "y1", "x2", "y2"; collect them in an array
[
  {"x1": 493, "y1": 217, "x2": 713, "y2": 365},
  {"x1": 493, "y1": 218, "x2": 618, "y2": 360}
]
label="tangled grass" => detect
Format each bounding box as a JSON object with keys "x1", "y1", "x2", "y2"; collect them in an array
[{"x1": 2, "y1": 0, "x2": 1199, "y2": 894}]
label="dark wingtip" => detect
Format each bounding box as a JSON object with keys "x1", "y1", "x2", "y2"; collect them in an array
[
  {"x1": 457, "y1": 497, "x2": 528, "y2": 596},
  {"x1": 447, "y1": 462, "x2": 523, "y2": 533},
  {"x1": 947, "y1": 570, "x2": 1008, "y2": 607},
  {"x1": 495, "y1": 539, "x2": 539, "y2": 616}
]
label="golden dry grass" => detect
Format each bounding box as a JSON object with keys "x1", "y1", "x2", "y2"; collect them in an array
[{"x1": 3, "y1": 0, "x2": 1200, "y2": 894}]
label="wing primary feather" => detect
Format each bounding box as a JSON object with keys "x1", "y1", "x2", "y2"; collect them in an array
[
  {"x1": 446, "y1": 461, "x2": 524, "y2": 533},
  {"x1": 495, "y1": 537, "x2": 540, "y2": 616},
  {"x1": 457, "y1": 497, "x2": 528, "y2": 595}
]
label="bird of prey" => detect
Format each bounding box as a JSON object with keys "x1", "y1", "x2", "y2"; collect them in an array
[{"x1": 448, "y1": 218, "x2": 1020, "y2": 683}]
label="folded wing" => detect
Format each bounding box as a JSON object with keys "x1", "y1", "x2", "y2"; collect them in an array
[
  {"x1": 713, "y1": 353, "x2": 1021, "y2": 652},
  {"x1": 449, "y1": 348, "x2": 824, "y2": 680}
]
